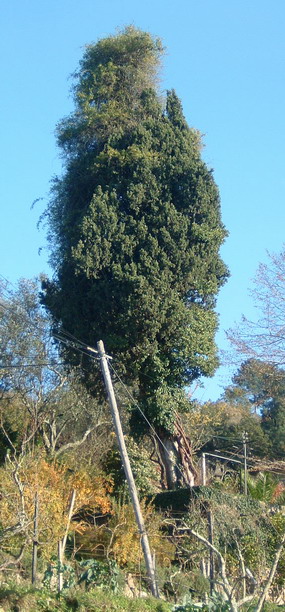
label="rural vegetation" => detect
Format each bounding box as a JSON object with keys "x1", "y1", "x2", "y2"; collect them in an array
[{"x1": 1, "y1": 27, "x2": 285, "y2": 611}]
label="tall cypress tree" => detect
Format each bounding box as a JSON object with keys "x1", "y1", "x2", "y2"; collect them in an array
[{"x1": 43, "y1": 27, "x2": 228, "y2": 488}]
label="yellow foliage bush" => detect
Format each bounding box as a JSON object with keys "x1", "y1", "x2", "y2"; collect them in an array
[
  {"x1": 0, "y1": 453, "x2": 113, "y2": 560},
  {"x1": 78, "y1": 500, "x2": 175, "y2": 570}
]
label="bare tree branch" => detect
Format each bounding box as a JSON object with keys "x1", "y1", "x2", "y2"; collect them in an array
[
  {"x1": 255, "y1": 530, "x2": 285, "y2": 612},
  {"x1": 0, "y1": 542, "x2": 26, "y2": 571},
  {"x1": 54, "y1": 428, "x2": 93, "y2": 457}
]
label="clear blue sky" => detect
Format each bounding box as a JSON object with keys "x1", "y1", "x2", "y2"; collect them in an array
[{"x1": 1, "y1": 1, "x2": 285, "y2": 400}]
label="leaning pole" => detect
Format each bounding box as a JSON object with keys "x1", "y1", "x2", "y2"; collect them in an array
[{"x1": 97, "y1": 340, "x2": 159, "y2": 598}]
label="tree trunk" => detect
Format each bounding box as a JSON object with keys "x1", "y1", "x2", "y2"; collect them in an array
[{"x1": 157, "y1": 422, "x2": 197, "y2": 489}]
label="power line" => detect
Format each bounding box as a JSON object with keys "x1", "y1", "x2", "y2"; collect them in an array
[
  {"x1": 0, "y1": 362, "x2": 62, "y2": 369},
  {"x1": 108, "y1": 360, "x2": 193, "y2": 488},
  {"x1": 2, "y1": 279, "x2": 284, "y2": 493},
  {"x1": 53, "y1": 333, "x2": 99, "y2": 363},
  {"x1": 0, "y1": 292, "x2": 98, "y2": 375},
  {"x1": 108, "y1": 358, "x2": 285, "y2": 496},
  {"x1": 0, "y1": 274, "x2": 95, "y2": 357}
]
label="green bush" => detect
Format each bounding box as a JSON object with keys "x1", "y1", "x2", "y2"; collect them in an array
[
  {"x1": 172, "y1": 592, "x2": 231, "y2": 611},
  {"x1": 0, "y1": 582, "x2": 171, "y2": 611}
]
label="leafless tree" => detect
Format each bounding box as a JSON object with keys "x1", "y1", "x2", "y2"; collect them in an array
[
  {"x1": 227, "y1": 246, "x2": 285, "y2": 367},
  {"x1": 0, "y1": 277, "x2": 112, "y2": 458}
]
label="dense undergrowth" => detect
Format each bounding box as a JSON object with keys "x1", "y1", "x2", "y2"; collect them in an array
[
  {"x1": 0, "y1": 583, "x2": 170, "y2": 611},
  {"x1": 0, "y1": 583, "x2": 285, "y2": 611},
  {"x1": 1, "y1": 485, "x2": 285, "y2": 610}
]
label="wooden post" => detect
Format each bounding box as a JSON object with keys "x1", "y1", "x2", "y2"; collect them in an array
[
  {"x1": 207, "y1": 507, "x2": 214, "y2": 595},
  {"x1": 202, "y1": 453, "x2": 206, "y2": 486},
  {"x1": 32, "y1": 492, "x2": 39, "y2": 584},
  {"x1": 58, "y1": 539, "x2": 63, "y2": 593},
  {"x1": 61, "y1": 489, "x2": 76, "y2": 558},
  {"x1": 97, "y1": 340, "x2": 159, "y2": 598}
]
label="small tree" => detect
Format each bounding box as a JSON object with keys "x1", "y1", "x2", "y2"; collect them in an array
[
  {"x1": 0, "y1": 278, "x2": 111, "y2": 459},
  {"x1": 227, "y1": 248, "x2": 285, "y2": 460},
  {"x1": 0, "y1": 454, "x2": 113, "y2": 563},
  {"x1": 42, "y1": 27, "x2": 228, "y2": 488},
  {"x1": 185, "y1": 526, "x2": 285, "y2": 612},
  {"x1": 215, "y1": 358, "x2": 285, "y2": 458},
  {"x1": 166, "y1": 494, "x2": 285, "y2": 611}
]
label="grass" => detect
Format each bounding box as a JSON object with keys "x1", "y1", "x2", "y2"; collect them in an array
[
  {"x1": 0, "y1": 583, "x2": 171, "y2": 611},
  {"x1": 1, "y1": 583, "x2": 285, "y2": 611}
]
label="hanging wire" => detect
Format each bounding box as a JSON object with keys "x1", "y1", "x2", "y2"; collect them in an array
[
  {"x1": 0, "y1": 273, "x2": 95, "y2": 358},
  {"x1": 0, "y1": 363, "x2": 62, "y2": 369},
  {"x1": 105, "y1": 357, "x2": 285, "y2": 505},
  {"x1": 0, "y1": 291, "x2": 94, "y2": 375},
  {"x1": 107, "y1": 359, "x2": 194, "y2": 487},
  {"x1": 2, "y1": 275, "x2": 285, "y2": 518}
]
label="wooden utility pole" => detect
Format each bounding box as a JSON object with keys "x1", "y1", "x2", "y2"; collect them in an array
[
  {"x1": 97, "y1": 340, "x2": 159, "y2": 598},
  {"x1": 32, "y1": 492, "x2": 39, "y2": 584}
]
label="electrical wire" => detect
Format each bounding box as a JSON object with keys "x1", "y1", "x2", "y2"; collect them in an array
[
  {"x1": 56, "y1": 335, "x2": 90, "y2": 357},
  {"x1": 4, "y1": 286, "x2": 282, "y2": 566},
  {"x1": 0, "y1": 284, "x2": 97, "y2": 375},
  {"x1": 104, "y1": 358, "x2": 285, "y2": 494},
  {"x1": 2, "y1": 287, "x2": 284, "y2": 485},
  {"x1": 0, "y1": 273, "x2": 94, "y2": 357},
  {"x1": 0, "y1": 363, "x2": 62, "y2": 369},
  {"x1": 2, "y1": 275, "x2": 285, "y2": 505},
  {"x1": 0, "y1": 318, "x2": 239, "y2": 495},
  {"x1": 107, "y1": 359, "x2": 194, "y2": 488}
]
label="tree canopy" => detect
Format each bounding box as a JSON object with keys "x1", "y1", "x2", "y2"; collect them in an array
[
  {"x1": 42, "y1": 27, "x2": 228, "y2": 457},
  {"x1": 232, "y1": 359, "x2": 285, "y2": 458},
  {"x1": 202, "y1": 358, "x2": 285, "y2": 460}
]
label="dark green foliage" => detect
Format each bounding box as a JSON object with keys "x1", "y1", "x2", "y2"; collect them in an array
[
  {"x1": 147, "y1": 487, "x2": 196, "y2": 513},
  {"x1": 102, "y1": 438, "x2": 158, "y2": 496},
  {"x1": 147, "y1": 486, "x2": 262, "y2": 514},
  {"x1": 43, "y1": 558, "x2": 77, "y2": 591},
  {"x1": 208, "y1": 405, "x2": 271, "y2": 459},
  {"x1": 201, "y1": 357, "x2": 285, "y2": 459},
  {"x1": 78, "y1": 559, "x2": 119, "y2": 592},
  {"x1": 172, "y1": 592, "x2": 232, "y2": 611},
  {"x1": 43, "y1": 26, "x2": 228, "y2": 433}
]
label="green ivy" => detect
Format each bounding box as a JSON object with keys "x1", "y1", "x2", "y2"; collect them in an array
[
  {"x1": 172, "y1": 592, "x2": 231, "y2": 611},
  {"x1": 78, "y1": 559, "x2": 119, "y2": 592},
  {"x1": 42, "y1": 26, "x2": 228, "y2": 436}
]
